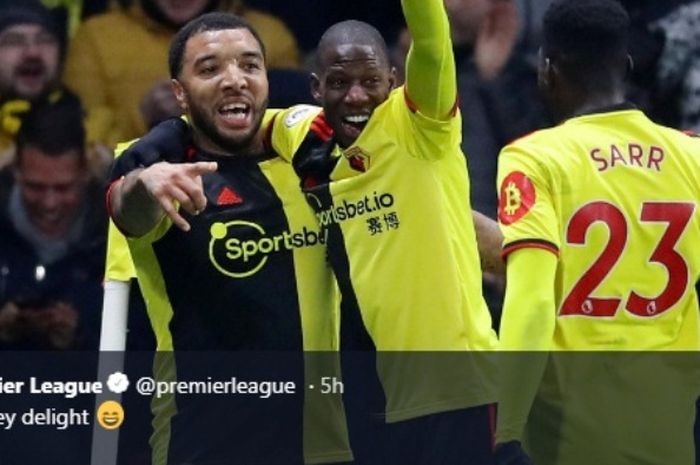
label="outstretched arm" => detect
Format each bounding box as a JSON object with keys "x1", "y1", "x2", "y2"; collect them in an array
[
  {"x1": 402, "y1": 0, "x2": 457, "y2": 120},
  {"x1": 109, "y1": 161, "x2": 217, "y2": 237}
]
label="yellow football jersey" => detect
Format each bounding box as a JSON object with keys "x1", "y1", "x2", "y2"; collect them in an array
[
  {"x1": 498, "y1": 107, "x2": 700, "y2": 465},
  {"x1": 499, "y1": 108, "x2": 700, "y2": 350},
  {"x1": 272, "y1": 92, "x2": 498, "y2": 422}
]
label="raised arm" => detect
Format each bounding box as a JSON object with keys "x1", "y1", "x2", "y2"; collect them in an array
[{"x1": 402, "y1": 0, "x2": 457, "y2": 119}]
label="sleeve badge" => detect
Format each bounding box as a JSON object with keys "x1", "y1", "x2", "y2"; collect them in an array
[{"x1": 498, "y1": 171, "x2": 537, "y2": 225}]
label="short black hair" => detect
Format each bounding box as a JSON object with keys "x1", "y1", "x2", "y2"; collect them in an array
[
  {"x1": 315, "y1": 20, "x2": 390, "y2": 72},
  {"x1": 15, "y1": 92, "x2": 86, "y2": 165},
  {"x1": 168, "y1": 12, "x2": 266, "y2": 79},
  {"x1": 543, "y1": 0, "x2": 630, "y2": 81}
]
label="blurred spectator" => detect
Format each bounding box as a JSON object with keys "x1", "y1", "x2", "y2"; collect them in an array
[
  {"x1": 451, "y1": 0, "x2": 548, "y2": 325},
  {"x1": 647, "y1": 1, "x2": 700, "y2": 131},
  {"x1": 0, "y1": 1, "x2": 67, "y2": 167},
  {"x1": 63, "y1": 0, "x2": 301, "y2": 148},
  {"x1": 582, "y1": 0, "x2": 686, "y2": 128},
  {"x1": 512, "y1": 0, "x2": 551, "y2": 64},
  {"x1": 444, "y1": 0, "x2": 549, "y2": 220},
  {"x1": 38, "y1": 0, "x2": 114, "y2": 38},
  {"x1": 0, "y1": 96, "x2": 106, "y2": 350},
  {"x1": 246, "y1": 0, "x2": 403, "y2": 53}
]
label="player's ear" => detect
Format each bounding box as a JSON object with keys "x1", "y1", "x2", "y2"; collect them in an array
[
  {"x1": 537, "y1": 53, "x2": 555, "y2": 92},
  {"x1": 388, "y1": 66, "x2": 398, "y2": 90},
  {"x1": 310, "y1": 73, "x2": 323, "y2": 104},
  {"x1": 626, "y1": 54, "x2": 634, "y2": 79},
  {"x1": 171, "y1": 79, "x2": 188, "y2": 113}
]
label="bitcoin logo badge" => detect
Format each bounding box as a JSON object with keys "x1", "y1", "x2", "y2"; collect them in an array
[
  {"x1": 503, "y1": 182, "x2": 522, "y2": 216},
  {"x1": 499, "y1": 171, "x2": 536, "y2": 225}
]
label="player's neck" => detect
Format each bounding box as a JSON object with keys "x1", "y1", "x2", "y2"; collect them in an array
[
  {"x1": 192, "y1": 131, "x2": 265, "y2": 159},
  {"x1": 560, "y1": 89, "x2": 627, "y2": 123}
]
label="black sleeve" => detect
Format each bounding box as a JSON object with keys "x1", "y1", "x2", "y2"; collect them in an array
[{"x1": 108, "y1": 117, "x2": 192, "y2": 183}]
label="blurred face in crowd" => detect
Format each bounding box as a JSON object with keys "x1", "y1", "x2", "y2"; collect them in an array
[
  {"x1": 15, "y1": 146, "x2": 87, "y2": 239},
  {"x1": 154, "y1": 0, "x2": 212, "y2": 26},
  {"x1": 443, "y1": 0, "x2": 493, "y2": 45},
  {"x1": 312, "y1": 42, "x2": 396, "y2": 148},
  {"x1": 172, "y1": 28, "x2": 268, "y2": 155},
  {"x1": 0, "y1": 24, "x2": 60, "y2": 100}
]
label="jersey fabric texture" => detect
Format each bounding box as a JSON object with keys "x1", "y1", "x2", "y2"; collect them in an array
[
  {"x1": 108, "y1": 122, "x2": 351, "y2": 465},
  {"x1": 497, "y1": 106, "x2": 700, "y2": 465},
  {"x1": 272, "y1": 93, "x2": 498, "y2": 423}
]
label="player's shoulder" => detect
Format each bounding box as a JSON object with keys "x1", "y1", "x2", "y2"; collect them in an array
[
  {"x1": 381, "y1": 86, "x2": 459, "y2": 144},
  {"x1": 274, "y1": 105, "x2": 323, "y2": 131},
  {"x1": 501, "y1": 126, "x2": 564, "y2": 158},
  {"x1": 676, "y1": 128, "x2": 700, "y2": 145},
  {"x1": 272, "y1": 105, "x2": 328, "y2": 143},
  {"x1": 680, "y1": 129, "x2": 700, "y2": 138},
  {"x1": 655, "y1": 124, "x2": 700, "y2": 156},
  {"x1": 268, "y1": 105, "x2": 325, "y2": 161}
]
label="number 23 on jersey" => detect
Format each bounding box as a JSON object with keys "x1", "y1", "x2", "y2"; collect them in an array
[{"x1": 561, "y1": 201, "x2": 696, "y2": 319}]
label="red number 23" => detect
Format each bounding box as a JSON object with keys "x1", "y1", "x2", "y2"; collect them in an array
[{"x1": 560, "y1": 201, "x2": 695, "y2": 318}]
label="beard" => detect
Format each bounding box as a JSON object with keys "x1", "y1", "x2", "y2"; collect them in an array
[{"x1": 187, "y1": 93, "x2": 268, "y2": 157}]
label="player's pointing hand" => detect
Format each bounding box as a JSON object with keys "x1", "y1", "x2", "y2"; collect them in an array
[{"x1": 138, "y1": 161, "x2": 218, "y2": 232}]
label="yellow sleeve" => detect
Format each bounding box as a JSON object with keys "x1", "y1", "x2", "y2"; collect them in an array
[
  {"x1": 104, "y1": 141, "x2": 138, "y2": 281},
  {"x1": 496, "y1": 247, "x2": 558, "y2": 443},
  {"x1": 497, "y1": 141, "x2": 560, "y2": 257},
  {"x1": 402, "y1": 0, "x2": 456, "y2": 120},
  {"x1": 269, "y1": 105, "x2": 323, "y2": 162},
  {"x1": 105, "y1": 219, "x2": 136, "y2": 281}
]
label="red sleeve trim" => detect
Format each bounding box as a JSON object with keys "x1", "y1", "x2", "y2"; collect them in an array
[
  {"x1": 105, "y1": 177, "x2": 121, "y2": 220},
  {"x1": 403, "y1": 87, "x2": 459, "y2": 117},
  {"x1": 105, "y1": 177, "x2": 136, "y2": 238},
  {"x1": 449, "y1": 95, "x2": 460, "y2": 117},
  {"x1": 502, "y1": 239, "x2": 559, "y2": 260},
  {"x1": 404, "y1": 88, "x2": 418, "y2": 113},
  {"x1": 310, "y1": 112, "x2": 333, "y2": 142}
]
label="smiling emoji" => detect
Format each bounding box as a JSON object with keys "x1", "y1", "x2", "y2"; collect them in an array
[{"x1": 96, "y1": 400, "x2": 124, "y2": 430}]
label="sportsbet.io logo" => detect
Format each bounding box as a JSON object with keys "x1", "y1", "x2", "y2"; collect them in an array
[{"x1": 208, "y1": 221, "x2": 326, "y2": 278}]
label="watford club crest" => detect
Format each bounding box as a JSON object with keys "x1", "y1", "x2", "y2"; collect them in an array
[
  {"x1": 344, "y1": 147, "x2": 370, "y2": 172},
  {"x1": 498, "y1": 171, "x2": 536, "y2": 225}
]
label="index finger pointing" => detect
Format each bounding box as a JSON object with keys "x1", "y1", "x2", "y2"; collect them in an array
[{"x1": 186, "y1": 161, "x2": 218, "y2": 176}]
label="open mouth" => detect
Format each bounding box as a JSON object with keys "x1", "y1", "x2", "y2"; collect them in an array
[
  {"x1": 16, "y1": 62, "x2": 45, "y2": 81},
  {"x1": 218, "y1": 102, "x2": 251, "y2": 129},
  {"x1": 341, "y1": 114, "x2": 370, "y2": 139}
]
